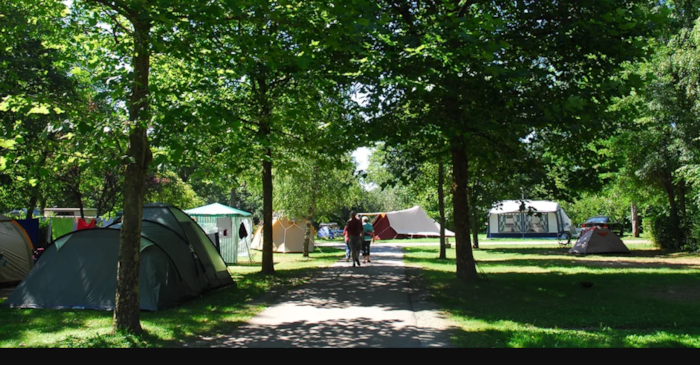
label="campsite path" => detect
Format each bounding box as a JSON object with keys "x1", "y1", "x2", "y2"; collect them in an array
[{"x1": 184, "y1": 243, "x2": 458, "y2": 348}]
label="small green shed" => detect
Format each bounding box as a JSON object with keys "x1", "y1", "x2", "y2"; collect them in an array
[{"x1": 184, "y1": 203, "x2": 253, "y2": 264}]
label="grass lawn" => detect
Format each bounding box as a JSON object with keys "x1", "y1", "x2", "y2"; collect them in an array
[
  {"x1": 402, "y1": 243, "x2": 700, "y2": 348},
  {"x1": 0, "y1": 247, "x2": 344, "y2": 348}
]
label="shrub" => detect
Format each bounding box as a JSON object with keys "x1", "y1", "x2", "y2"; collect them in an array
[{"x1": 651, "y1": 214, "x2": 700, "y2": 252}]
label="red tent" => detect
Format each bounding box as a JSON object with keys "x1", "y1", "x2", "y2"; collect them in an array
[{"x1": 360, "y1": 206, "x2": 455, "y2": 240}]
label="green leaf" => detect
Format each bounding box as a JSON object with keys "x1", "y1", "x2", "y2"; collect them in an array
[
  {"x1": 27, "y1": 105, "x2": 50, "y2": 115},
  {"x1": 0, "y1": 138, "x2": 15, "y2": 150},
  {"x1": 0, "y1": 156, "x2": 6, "y2": 171}
]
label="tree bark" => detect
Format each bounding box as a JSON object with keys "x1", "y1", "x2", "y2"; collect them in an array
[
  {"x1": 471, "y1": 214, "x2": 480, "y2": 249},
  {"x1": 26, "y1": 147, "x2": 49, "y2": 219},
  {"x1": 451, "y1": 140, "x2": 478, "y2": 282},
  {"x1": 39, "y1": 196, "x2": 46, "y2": 218},
  {"x1": 77, "y1": 169, "x2": 85, "y2": 220},
  {"x1": 303, "y1": 164, "x2": 319, "y2": 258},
  {"x1": 631, "y1": 202, "x2": 639, "y2": 238},
  {"x1": 679, "y1": 180, "x2": 687, "y2": 218},
  {"x1": 438, "y1": 160, "x2": 446, "y2": 260},
  {"x1": 261, "y1": 153, "x2": 274, "y2": 274},
  {"x1": 113, "y1": 14, "x2": 152, "y2": 335}
]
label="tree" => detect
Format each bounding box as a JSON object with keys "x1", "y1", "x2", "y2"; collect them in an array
[
  {"x1": 359, "y1": 0, "x2": 665, "y2": 281},
  {"x1": 274, "y1": 152, "x2": 362, "y2": 256}
]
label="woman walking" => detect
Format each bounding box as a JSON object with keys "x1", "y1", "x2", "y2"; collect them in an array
[
  {"x1": 346, "y1": 211, "x2": 363, "y2": 267},
  {"x1": 361, "y1": 216, "x2": 374, "y2": 263}
]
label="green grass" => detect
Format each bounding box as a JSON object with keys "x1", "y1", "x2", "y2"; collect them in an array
[
  {"x1": 0, "y1": 247, "x2": 344, "y2": 348},
  {"x1": 4, "y1": 239, "x2": 695, "y2": 348},
  {"x1": 403, "y1": 244, "x2": 700, "y2": 348}
]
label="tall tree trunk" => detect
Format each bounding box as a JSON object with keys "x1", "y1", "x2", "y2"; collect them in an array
[
  {"x1": 77, "y1": 169, "x2": 85, "y2": 220},
  {"x1": 663, "y1": 178, "x2": 678, "y2": 224},
  {"x1": 230, "y1": 187, "x2": 236, "y2": 208},
  {"x1": 303, "y1": 164, "x2": 319, "y2": 258},
  {"x1": 438, "y1": 160, "x2": 446, "y2": 260},
  {"x1": 26, "y1": 194, "x2": 38, "y2": 220},
  {"x1": 468, "y1": 183, "x2": 479, "y2": 249},
  {"x1": 678, "y1": 180, "x2": 687, "y2": 218},
  {"x1": 39, "y1": 196, "x2": 46, "y2": 218},
  {"x1": 26, "y1": 147, "x2": 50, "y2": 219},
  {"x1": 471, "y1": 215, "x2": 479, "y2": 249},
  {"x1": 113, "y1": 15, "x2": 152, "y2": 335},
  {"x1": 451, "y1": 140, "x2": 478, "y2": 282},
  {"x1": 261, "y1": 152, "x2": 274, "y2": 273},
  {"x1": 631, "y1": 202, "x2": 639, "y2": 238}
]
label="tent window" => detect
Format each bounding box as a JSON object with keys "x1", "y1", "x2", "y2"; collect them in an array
[
  {"x1": 528, "y1": 213, "x2": 549, "y2": 233},
  {"x1": 499, "y1": 214, "x2": 522, "y2": 233}
]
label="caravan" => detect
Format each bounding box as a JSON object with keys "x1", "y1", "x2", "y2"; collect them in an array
[{"x1": 487, "y1": 200, "x2": 572, "y2": 240}]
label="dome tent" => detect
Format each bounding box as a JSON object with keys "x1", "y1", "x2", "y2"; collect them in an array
[
  {"x1": 0, "y1": 216, "x2": 34, "y2": 285},
  {"x1": 569, "y1": 227, "x2": 630, "y2": 255},
  {"x1": 4, "y1": 203, "x2": 233, "y2": 311}
]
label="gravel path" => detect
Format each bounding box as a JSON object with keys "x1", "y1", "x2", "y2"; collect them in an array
[{"x1": 184, "y1": 243, "x2": 458, "y2": 348}]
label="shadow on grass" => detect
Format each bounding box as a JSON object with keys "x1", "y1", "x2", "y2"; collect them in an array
[
  {"x1": 449, "y1": 327, "x2": 700, "y2": 348},
  {"x1": 404, "y1": 250, "x2": 700, "y2": 347},
  {"x1": 184, "y1": 317, "x2": 454, "y2": 348},
  {"x1": 0, "y1": 264, "x2": 335, "y2": 348}
]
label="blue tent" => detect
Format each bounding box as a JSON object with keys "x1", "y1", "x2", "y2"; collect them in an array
[{"x1": 317, "y1": 226, "x2": 334, "y2": 239}]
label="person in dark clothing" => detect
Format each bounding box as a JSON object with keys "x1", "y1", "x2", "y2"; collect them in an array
[{"x1": 346, "y1": 210, "x2": 363, "y2": 267}]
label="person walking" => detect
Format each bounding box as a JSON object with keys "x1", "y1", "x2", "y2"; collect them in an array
[
  {"x1": 361, "y1": 216, "x2": 374, "y2": 263},
  {"x1": 343, "y1": 224, "x2": 351, "y2": 262},
  {"x1": 346, "y1": 210, "x2": 363, "y2": 267}
]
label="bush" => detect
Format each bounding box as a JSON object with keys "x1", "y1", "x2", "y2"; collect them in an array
[
  {"x1": 650, "y1": 214, "x2": 700, "y2": 252},
  {"x1": 642, "y1": 217, "x2": 653, "y2": 237}
]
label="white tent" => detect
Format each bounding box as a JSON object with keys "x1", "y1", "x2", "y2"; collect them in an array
[
  {"x1": 487, "y1": 200, "x2": 572, "y2": 239},
  {"x1": 360, "y1": 206, "x2": 455, "y2": 240},
  {"x1": 250, "y1": 217, "x2": 315, "y2": 253}
]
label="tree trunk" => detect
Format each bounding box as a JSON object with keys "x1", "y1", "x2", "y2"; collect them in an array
[
  {"x1": 438, "y1": 160, "x2": 446, "y2": 260},
  {"x1": 451, "y1": 140, "x2": 478, "y2": 282},
  {"x1": 39, "y1": 196, "x2": 46, "y2": 218},
  {"x1": 26, "y1": 194, "x2": 38, "y2": 220},
  {"x1": 26, "y1": 147, "x2": 49, "y2": 219},
  {"x1": 77, "y1": 175, "x2": 85, "y2": 221},
  {"x1": 303, "y1": 164, "x2": 319, "y2": 258},
  {"x1": 261, "y1": 150, "x2": 275, "y2": 274},
  {"x1": 113, "y1": 15, "x2": 152, "y2": 335},
  {"x1": 679, "y1": 180, "x2": 687, "y2": 218},
  {"x1": 631, "y1": 202, "x2": 639, "y2": 238},
  {"x1": 663, "y1": 178, "x2": 678, "y2": 224},
  {"x1": 471, "y1": 215, "x2": 479, "y2": 249},
  {"x1": 468, "y1": 183, "x2": 479, "y2": 249}
]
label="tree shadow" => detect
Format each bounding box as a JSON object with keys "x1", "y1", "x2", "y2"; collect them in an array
[{"x1": 182, "y1": 317, "x2": 456, "y2": 348}]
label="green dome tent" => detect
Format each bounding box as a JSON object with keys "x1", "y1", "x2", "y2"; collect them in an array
[{"x1": 4, "y1": 203, "x2": 233, "y2": 311}]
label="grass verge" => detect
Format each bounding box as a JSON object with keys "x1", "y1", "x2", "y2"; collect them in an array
[
  {"x1": 402, "y1": 243, "x2": 700, "y2": 348},
  {"x1": 0, "y1": 247, "x2": 343, "y2": 348}
]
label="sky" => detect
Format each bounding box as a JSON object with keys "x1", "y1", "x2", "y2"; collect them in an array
[{"x1": 352, "y1": 147, "x2": 372, "y2": 172}]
